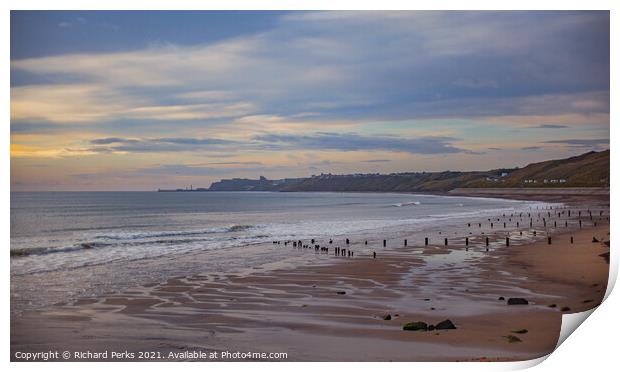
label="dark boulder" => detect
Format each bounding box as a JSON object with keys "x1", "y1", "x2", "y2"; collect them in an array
[
  {"x1": 383, "y1": 314, "x2": 392, "y2": 320},
  {"x1": 403, "y1": 321, "x2": 428, "y2": 331},
  {"x1": 435, "y1": 319, "x2": 457, "y2": 330},
  {"x1": 336, "y1": 291, "x2": 346, "y2": 295},
  {"x1": 507, "y1": 298, "x2": 529, "y2": 305},
  {"x1": 498, "y1": 296, "x2": 505, "y2": 301}
]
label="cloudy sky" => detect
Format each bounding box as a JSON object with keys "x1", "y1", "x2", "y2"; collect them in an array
[{"x1": 11, "y1": 11, "x2": 609, "y2": 191}]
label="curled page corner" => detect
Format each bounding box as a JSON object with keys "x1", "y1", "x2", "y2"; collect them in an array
[
  {"x1": 555, "y1": 308, "x2": 597, "y2": 349},
  {"x1": 510, "y1": 309, "x2": 599, "y2": 370},
  {"x1": 505, "y1": 355, "x2": 549, "y2": 370}
]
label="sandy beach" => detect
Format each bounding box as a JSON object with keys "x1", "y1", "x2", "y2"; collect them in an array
[
  {"x1": 9, "y1": 8, "x2": 611, "y2": 365},
  {"x1": 11, "y1": 199, "x2": 610, "y2": 362}
]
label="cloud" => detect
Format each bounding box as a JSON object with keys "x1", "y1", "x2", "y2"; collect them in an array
[
  {"x1": 452, "y1": 78, "x2": 499, "y2": 89},
  {"x1": 90, "y1": 137, "x2": 138, "y2": 145},
  {"x1": 253, "y1": 132, "x2": 469, "y2": 154},
  {"x1": 155, "y1": 137, "x2": 235, "y2": 145},
  {"x1": 85, "y1": 132, "x2": 472, "y2": 155},
  {"x1": 531, "y1": 124, "x2": 569, "y2": 129},
  {"x1": 11, "y1": 11, "x2": 609, "y2": 126},
  {"x1": 362, "y1": 159, "x2": 391, "y2": 163},
  {"x1": 87, "y1": 136, "x2": 239, "y2": 153},
  {"x1": 205, "y1": 161, "x2": 262, "y2": 165},
  {"x1": 521, "y1": 146, "x2": 543, "y2": 151},
  {"x1": 543, "y1": 139, "x2": 609, "y2": 148},
  {"x1": 11, "y1": 84, "x2": 257, "y2": 124}
]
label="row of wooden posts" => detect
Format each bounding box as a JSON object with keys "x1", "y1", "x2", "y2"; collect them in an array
[
  {"x1": 273, "y1": 231, "x2": 577, "y2": 257},
  {"x1": 272, "y1": 208, "x2": 608, "y2": 256}
]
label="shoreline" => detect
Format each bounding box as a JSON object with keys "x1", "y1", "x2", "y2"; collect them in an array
[
  {"x1": 449, "y1": 187, "x2": 610, "y2": 202},
  {"x1": 11, "y1": 202, "x2": 610, "y2": 361}
]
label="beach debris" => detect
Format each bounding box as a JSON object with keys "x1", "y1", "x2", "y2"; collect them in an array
[
  {"x1": 336, "y1": 291, "x2": 346, "y2": 295},
  {"x1": 402, "y1": 319, "x2": 456, "y2": 332},
  {"x1": 403, "y1": 321, "x2": 428, "y2": 331},
  {"x1": 511, "y1": 329, "x2": 528, "y2": 334},
  {"x1": 498, "y1": 296, "x2": 505, "y2": 301},
  {"x1": 435, "y1": 319, "x2": 457, "y2": 330},
  {"x1": 561, "y1": 306, "x2": 571, "y2": 312},
  {"x1": 504, "y1": 335, "x2": 522, "y2": 343},
  {"x1": 507, "y1": 298, "x2": 529, "y2": 305},
  {"x1": 383, "y1": 314, "x2": 392, "y2": 320}
]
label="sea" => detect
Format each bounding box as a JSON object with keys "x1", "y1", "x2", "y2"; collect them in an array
[{"x1": 11, "y1": 191, "x2": 554, "y2": 313}]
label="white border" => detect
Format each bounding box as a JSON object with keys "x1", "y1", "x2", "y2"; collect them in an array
[{"x1": 4, "y1": 1, "x2": 616, "y2": 371}]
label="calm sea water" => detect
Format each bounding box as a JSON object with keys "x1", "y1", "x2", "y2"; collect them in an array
[{"x1": 11, "y1": 191, "x2": 549, "y2": 312}]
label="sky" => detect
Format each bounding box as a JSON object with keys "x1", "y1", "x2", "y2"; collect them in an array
[{"x1": 10, "y1": 11, "x2": 610, "y2": 191}]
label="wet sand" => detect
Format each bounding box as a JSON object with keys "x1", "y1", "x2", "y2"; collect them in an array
[
  {"x1": 11, "y1": 217, "x2": 610, "y2": 361},
  {"x1": 450, "y1": 187, "x2": 610, "y2": 203}
]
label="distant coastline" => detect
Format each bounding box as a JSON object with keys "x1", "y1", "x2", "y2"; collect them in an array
[{"x1": 159, "y1": 150, "x2": 609, "y2": 195}]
